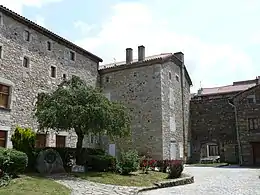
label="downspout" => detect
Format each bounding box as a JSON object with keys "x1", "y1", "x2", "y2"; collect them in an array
[{"x1": 228, "y1": 99, "x2": 243, "y2": 165}]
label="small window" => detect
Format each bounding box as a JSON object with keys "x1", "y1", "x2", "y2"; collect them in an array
[
  {"x1": 169, "y1": 72, "x2": 172, "y2": 80},
  {"x1": 209, "y1": 144, "x2": 219, "y2": 156},
  {"x1": 56, "y1": 135, "x2": 66, "y2": 148},
  {"x1": 247, "y1": 95, "x2": 256, "y2": 104},
  {"x1": 24, "y1": 30, "x2": 30, "y2": 41},
  {"x1": 0, "y1": 45, "x2": 3, "y2": 59},
  {"x1": 248, "y1": 118, "x2": 259, "y2": 130},
  {"x1": 23, "y1": 57, "x2": 29, "y2": 68},
  {"x1": 0, "y1": 130, "x2": 7, "y2": 147},
  {"x1": 0, "y1": 84, "x2": 9, "y2": 108},
  {"x1": 70, "y1": 51, "x2": 75, "y2": 61},
  {"x1": 62, "y1": 74, "x2": 67, "y2": 80},
  {"x1": 50, "y1": 66, "x2": 56, "y2": 78},
  {"x1": 133, "y1": 72, "x2": 137, "y2": 77},
  {"x1": 47, "y1": 41, "x2": 51, "y2": 51},
  {"x1": 105, "y1": 76, "x2": 110, "y2": 83},
  {"x1": 35, "y1": 134, "x2": 46, "y2": 148},
  {"x1": 176, "y1": 74, "x2": 179, "y2": 82}
]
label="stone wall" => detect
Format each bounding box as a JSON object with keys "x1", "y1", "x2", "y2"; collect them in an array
[
  {"x1": 190, "y1": 93, "x2": 238, "y2": 163},
  {"x1": 0, "y1": 12, "x2": 100, "y2": 148},
  {"x1": 160, "y1": 60, "x2": 191, "y2": 160},
  {"x1": 100, "y1": 63, "x2": 163, "y2": 159},
  {"x1": 234, "y1": 85, "x2": 260, "y2": 165}
]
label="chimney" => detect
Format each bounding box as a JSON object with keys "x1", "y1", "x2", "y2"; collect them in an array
[
  {"x1": 126, "y1": 48, "x2": 133, "y2": 64},
  {"x1": 174, "y1": 52, "x2": 184, "y2": 63},
  {"x1": 138, "y1": 45, "x2": 145, "y2": 61}
]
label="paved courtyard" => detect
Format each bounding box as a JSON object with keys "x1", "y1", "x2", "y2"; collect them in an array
[{"x1": 140, "y1": 166, "x2": 260, "y2": 195}]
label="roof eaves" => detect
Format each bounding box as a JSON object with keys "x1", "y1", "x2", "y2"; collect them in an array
[{"x1": 0, "y1": 5, "x2": 103, "y2": 62}]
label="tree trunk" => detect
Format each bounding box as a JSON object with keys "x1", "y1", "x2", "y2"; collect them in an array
[{"x1": 76, "y1": 131, "x2": 84, "y2": 165}]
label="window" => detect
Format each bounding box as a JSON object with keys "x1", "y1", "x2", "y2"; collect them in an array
[
  {"x1": 105, "y1": 76, "x2": 110, "y2": 83},
  {"x1": 62, "y1": 74, "x2": 67, "y2": 80},
  {"x1": 209, "y1": 145, "x2": 219, "y2": 156},
  {"x1": 0, "y1": 130, "x2": 7, "y2": 147},
  {"x1": 0, "y1": 13, "x2": 3, "y2": 25},
  {"x1": 247, "y1": 95, "x2": 256, "y2": 104},
  {"x1": 248, "y1": 118, "x2": 259, "y2": 130},
  {"x1": 23, "y1": 57, "x2": 29, "y2": 68},
  {"x1": 69, "y1": 51, "x2": 75, "y2": 61},
  {"x1": 47, "y1": 41, "x2": 51, "y2": 51},
  {"x1": 24, "y1": 30, "x2": 30, "y2": 41},
  {"x1": 35, "y1": 134, "x2": 46, "y2": 148},
  {"x1": 0, "y1": 84, "x2": 9, "y2": 108},
  {"x1": 0, "y1": 45, "x2": 3, "y2": 59},
  {"x1": 56, "y1": 135, "x2": 66, "y2": 148},
  {"x1": 169, "y1": 72, "x2": 172, "y2": 80},
  {"x1": 176, "y1": 74, "x2": 180, "y2": 82},
  {"x1": 50, "y1": 66, "x2": 56, "y2": 78}
]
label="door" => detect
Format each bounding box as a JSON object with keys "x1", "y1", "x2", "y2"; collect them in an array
[
  {"x1": 252, "y1": 143, "x2": 260, "y2": 165},
  {"x1": 170, "y1": 142, "x2": 177, "y2": 160},
  {"x1": 0, "y1": 130, "x2": 7, "y2": 148},
  {"x1": 109, "y1": 144, "x2": 116, "y2": 157}
]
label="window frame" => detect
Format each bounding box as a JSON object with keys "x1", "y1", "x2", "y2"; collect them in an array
[
  {"x1": 208, "y1": 144, "x2": 219, "y2": 156},
  {"x1": 50, "y1": 66, "x2": 56, "y2": 78},
  {"x1": 0, "y1": 84, "x2": 9, "y2": 109}
]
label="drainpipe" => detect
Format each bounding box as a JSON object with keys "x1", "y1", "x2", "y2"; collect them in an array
[{"x1": 228, "y1": 99, "x2": 243, "y2": 165}]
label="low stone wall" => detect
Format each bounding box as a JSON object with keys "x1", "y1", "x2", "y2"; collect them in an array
[{"x1": 137, "y1": 175, "x2": 194, "y2": 194}]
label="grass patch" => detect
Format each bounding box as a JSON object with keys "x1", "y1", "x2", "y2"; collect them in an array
[
  {"x1": 73, "y1": 171, "x2": 168, "y2": 187},
  {"x1": 0, "y1": 175, "x2": 71, "y2": 195},
  {"x1": 189, "y1": 163, "x2": 229, "y2": 167}
]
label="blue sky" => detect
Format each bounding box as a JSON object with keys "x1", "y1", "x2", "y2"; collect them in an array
[{"x1": 1, "y1": 0, "x2": 260, "y2": 92}]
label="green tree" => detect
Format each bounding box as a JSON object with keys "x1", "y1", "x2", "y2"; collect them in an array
[{"x1": 34, "y1": 76, "x2": 131, "y2": 163}]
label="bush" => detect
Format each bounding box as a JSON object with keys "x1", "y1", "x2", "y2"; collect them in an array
[
  {"x1": 88, "y1": 154, "x2": 116, "y2": 172},
  {"x1": 167, "y1": 161, "x2": 184, "y2": 179},
  {"x1": 117, "y1": 150, "x2": 139, "y2": 175},
  {"x1": 0, "y1": 147, "x2": 28, "y2": 176}
]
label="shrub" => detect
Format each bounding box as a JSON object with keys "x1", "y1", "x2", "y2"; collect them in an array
[
  {"x1": 88, "y1": 154, "x2": 116, "y2": 172},
  {"x1": 140, "y1": 159, "x2": 156, "y2": 173},
  {"x1": 167, "y1": 161, "x2": 184, "y2": 179},
  {"x1": 117, "y1": 150, "x2": 139, "y2": 175},
  {"x1": 0, "y1": 147, "x2": 28, "y2": 176}
]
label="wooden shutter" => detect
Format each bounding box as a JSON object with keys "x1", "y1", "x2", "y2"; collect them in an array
[
  {"x1": 56, "y1": 135, "x2": 66, "y2": 148},
  {"x1": 35, "y1": 134, "x2": 46, "y2": 148},
  {"x1": 0, "y1": 130, "x2": 7, "y2": 148}
]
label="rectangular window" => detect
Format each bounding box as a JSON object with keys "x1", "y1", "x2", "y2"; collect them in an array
[
  {"x1": 0, "y1": 84, "x2": 9, "y2": 108},
  {"x1": 0, "y1": 45, "x2": 3, "y2": 59},
  {"x1": 247, "y1": 95, "x2": 256, "y2": 104},
  {"x1": 56, "y1": 135, "x2": 66, "y2": 148},
  {"x1": 47, "y1": 41, "x2": 51, "y2": 51},
  {"x1": 70, "y1": 51, "x2": 75, "y2": 61},
  {"x1": 209, "y1": 145, "x2": 219, "y2": 156},
  {"x1": 0, "y1": 130, "x2": 7, "y2": 148},
  {"x1": 62, "y1": 74, "x2": 67, "y2": 80},
  {"x1": 248, "y1": 118, "x2": 259, "y2": 130},
  {"x1": 169, "y1": 72, "x2": 172, "y2": 80},
  {"x1": 23, "y1": 57, "x2": 29, "y2": 68},
  {"x1": 24, "y1": 30, "x2": 30, "y2": 41},
  {"x1": 50, "y1": 66, "x2": 56, "y2": 78},
  {"x1": 35, "y1": 134, "x2": 46, "y2": 148}
]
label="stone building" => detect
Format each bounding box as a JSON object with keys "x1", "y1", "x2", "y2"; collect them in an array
[
  {"x1": 0, "y1": 5, "x2": 103, "y2": 149},
  {"x1": 99, "y1": 46, "x2": 192, "y2": 160},
  {"x1": 190, "y1": 77, "x2": 259, "y2": 165},
  {"x1": 0, "y1": 5, "x2": 193, "y2": 161}
]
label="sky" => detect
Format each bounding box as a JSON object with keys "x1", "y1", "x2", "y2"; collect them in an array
[{"x1": 1, "y1": 0, "x2": 260, "y2": 92}]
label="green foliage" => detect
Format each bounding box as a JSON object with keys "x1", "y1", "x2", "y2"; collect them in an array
[
  {"x1": 0, "y1": 147, "x2": 28, "y2": 177},
  {"x1": 88, "y1": 154, "x2": 116, "y2": 172},
  {"x1": 116, "y1": 150, "x2": 140, "y2": 175},
  {"x1": 34, "y1": 76, "x2": 131, "y2": 163},
  {"x1": 167, "y1": 162, "x2": 184, "y2": 179}
]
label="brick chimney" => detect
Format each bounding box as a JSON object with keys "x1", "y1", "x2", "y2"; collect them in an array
[
  {"x1": 174, "y1": 52, "x2": 184, "y2": 63},
  {"x1": 138, "y1": 45, "x2": 145, "y2": 61},
  {"x1": 126, "y1": 48, "x2": 133, "y2": 64}
]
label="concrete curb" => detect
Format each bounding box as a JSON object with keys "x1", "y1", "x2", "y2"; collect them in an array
[{"x1": 136, "y1": 175, "x2": 194, "y2": 194}]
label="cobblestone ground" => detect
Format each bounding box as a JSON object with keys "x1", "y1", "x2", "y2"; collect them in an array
[
  {"x1": 140, "y1": 166, "x2": 260, "y2": 195},
  {"x1": 50, "y1": 174, "x2": 142, "y2": 195}
]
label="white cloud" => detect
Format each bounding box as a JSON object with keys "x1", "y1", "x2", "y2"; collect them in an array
[
  {"x1": 0, "y1": 0, "x2": 63, "y2": 14},
  {"x1": 74, "y1": 21, "x2": 94, "y2": 36},
  {"x1": 35, "y1": 15, "x2": 46, "y2": 27}
]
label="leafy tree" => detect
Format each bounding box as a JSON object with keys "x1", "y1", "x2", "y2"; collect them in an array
[{"x1": 34, "y1": 76, "x2": 131, "y2": 163}]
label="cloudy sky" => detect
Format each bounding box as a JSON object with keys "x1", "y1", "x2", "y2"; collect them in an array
[{"x1": 1, "y1": 0, "x2": 259, "y2": 92}]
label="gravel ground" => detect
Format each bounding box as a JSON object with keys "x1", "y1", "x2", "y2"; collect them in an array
[{"x1": 140, "y1": 166, "x2": 260, "y2": 195}]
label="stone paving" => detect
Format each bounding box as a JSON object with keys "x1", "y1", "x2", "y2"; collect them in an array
[
  {"x1": 140, "y1": 166, "x2": 260, "y2": 195},
  {"x1": 50, "y1": 174, "x2": 142, "y2": 195}
]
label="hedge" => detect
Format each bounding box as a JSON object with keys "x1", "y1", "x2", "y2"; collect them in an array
[
  {"x1": 88, "y1": 154, "x2": 116, "y2": 172},
  {"x1": 0, "y1": 147, "x2": 28, "y2": 176}
]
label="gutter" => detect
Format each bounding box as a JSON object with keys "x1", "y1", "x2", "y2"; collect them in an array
[{"x1": 228, "y1": 99, "x2": 243, "y2": 165}]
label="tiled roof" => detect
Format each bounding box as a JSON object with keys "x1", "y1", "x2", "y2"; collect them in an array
[
  {"x1": 99, "y1": 53, "x2": 173, "y2": 69},
  {"x1": 199, "y1": 78, "x2": 258, "y2": 96},
  {"x1": 0, "y1": 5, "x2": 102, "y2": 62}
]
